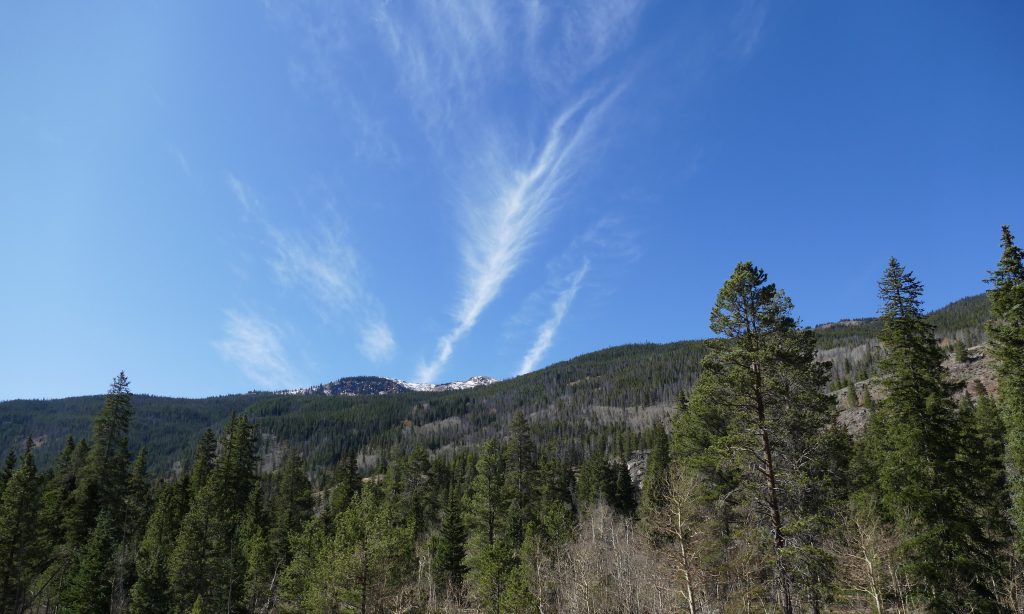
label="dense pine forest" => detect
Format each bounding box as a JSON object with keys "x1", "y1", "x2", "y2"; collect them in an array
[{"x1": 0, "y1": 226, "x2": 1022, "y2": 613}]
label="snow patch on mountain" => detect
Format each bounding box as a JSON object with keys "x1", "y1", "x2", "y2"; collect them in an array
[{"x1": 280, "y1": 375, "x2": 498, "y2": 397}]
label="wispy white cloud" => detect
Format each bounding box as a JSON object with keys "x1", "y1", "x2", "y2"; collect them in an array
[
  {"x1": 226, "y1": 172, "x2": 257, "y2": 216},
  {"x1": 360, "y1": 319, "x2": 396, "y2": 363},
  {"x1": 168, "y1": 145, "x2": 191, "y2": 177},
  {"x1": 267, "y1": 225, "x2": 362, "y2": 314},
  {"x1": 364, "y1": 1, "x2": 643, "y2": 130},
  {"x1": 732, "y1": 0, "x2": 769, "y2": 58},
  {"x1": 214, "y1": 311, "x2": 296, "y2": 389},
  {"x1": 417, "y1": 89, "x2": 619, "y2": 382},
  {"x1": 225, "y1": 174, "x2": 396, "y2": 363},
  {"x1": 519, "y1": 260, "x2": 589, "y2": 375},
  {"x1": 526, "y1": 0, "x2": 645, "y2": 86}
]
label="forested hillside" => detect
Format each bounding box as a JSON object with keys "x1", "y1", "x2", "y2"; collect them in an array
[
  {"x1": 0, "y1": 292, "x2": 991, "y2": 475},
  {"x1": 0, "y1": 227, "x2": 1021, "y2": 613}
]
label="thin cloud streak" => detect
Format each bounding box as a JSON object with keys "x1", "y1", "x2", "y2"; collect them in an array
[
  {"x1": 360, "y1": 319, "x2": 396, "y2": 363},
  {"x1": 225, "y1": 173, "x2": 396, "y2": 363},
  {"x1": 519, "y1": 260, "x2": 589, "y2": 375},
  {"x1": 370, "y1": 0, "x2": 641, "y2": 129},
  {"x1": 417, "y1": 89, "x2": 619, "y2": 382},
  {"x1": 214, "y1": 311, "x2": 296, "y2": 389}
]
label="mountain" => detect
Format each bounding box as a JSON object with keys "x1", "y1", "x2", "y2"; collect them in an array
[
  {"x1": 0, "y1": 293, "x2": 992, "y2": 474},
  {"x1": 281, "y1": 375, "x2": 499, "y2": 396}
]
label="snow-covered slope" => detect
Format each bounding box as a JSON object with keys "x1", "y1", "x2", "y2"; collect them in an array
[{"x1": 281, "y1": 375, "x2": 498, "y2": 397}]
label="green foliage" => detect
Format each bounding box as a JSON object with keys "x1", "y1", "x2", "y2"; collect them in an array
[
  {"x1": 857, "y1": 258, "x2": 995, "y2": 610},
  {"x1": 681, "y1": 262, "x2": 839, "y2": 613},
  {"x1": 0, "y1": 238, "x2": 1019, "y2": 613},
  {"x1": 987, "y1": 225, "x2": 1024, "y2": 550},
  {"x1": 638, "y1": 424, "x2": 669, "y2": 525},
  {"x1": 129, "y1": 481, "x2": 188, "y2": 614},
  {"x1": 64, "y1": 372, "x2": 134, "y2": 546},
  {"x1": 63, "y1": 512, "x2": 115, "y2": 614},
  {"x1": 0, "y1": 440, "x2": 42, "y2": 612},
  {"x1": 306, "y1": 487, "x2": 415, "y2": 612},
  {"x1": 168, "y1": 414, "x2": 258, "y2": 612},
  {"x1": 575, "y1": 446, "x2": 610, "y2": 510},
  {"x1": 268, "y1": 451, "x2": 313, "y2": 562},
  {"x1": 432, "y1": 490, "x2": 469, "y2": 597}
]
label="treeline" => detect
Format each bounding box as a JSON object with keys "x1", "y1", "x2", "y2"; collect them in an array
[
  {"x1": 1, "y1": 227, "x2": 1022, "y2": 612},
  {"x1": 0, "y1": 394, "x2": 270, "y2": 473},
  {"x1": 0, "y1": 293, "x2": 988, "y2": 476},
  {"x1": 815, "y1": 292, "x2": 990, "y2": 388}
]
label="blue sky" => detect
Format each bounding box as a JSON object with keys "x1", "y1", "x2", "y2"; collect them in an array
[{"x1": 1, "y1": 1, "x2": 1022, "y2": 399}]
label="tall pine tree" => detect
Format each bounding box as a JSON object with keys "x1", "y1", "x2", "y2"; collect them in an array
[{"x1": 680, "y1": 262, "x2": 837, "y2": 613}]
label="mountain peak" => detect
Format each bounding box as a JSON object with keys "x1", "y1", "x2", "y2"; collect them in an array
[{"x1": 281, "y1": 375, "x2": 498, "y2": 397}]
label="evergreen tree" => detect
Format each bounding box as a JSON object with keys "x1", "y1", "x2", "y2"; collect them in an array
[
  {"x1": 858, "y1": 258, "x2": 995, "y2": 610},
  {"x1": 168, "y1": 415, "x2": 258, "y2": 612},
  {"x1": 35, "y1": 436, "x2": 84, "y2": 612},
  {"x1": 608, "y1": 460, "x2": 635, "y2": 515},
  {"x1": 188, "y1": 429, "x2": 217, "y2": 502},
  {"x1": 534, "y1": 447, "x2": 573, "y2": 546},
  {"x1": 240, "y1": 485, "x2": 275, "y2": 613},
  {"x1": 432, "y1": 490, "x2": 469, "y2": 597},
  {"x1": 268, "y1": 450, "x2": 313, "y2": 563},
  {"x1": 129, "y1": 480, "x2": 188, "y2": 614},
  {"x1": 64, "y1": 372, "x2": 133, "y2": 546},
  {"x1": 469, "y1": 441, "x2": 507, "y2": 546},
  {"x1": 638, "y1": 425, "x2": 669, "y2": 525},
  {"x1": 503, "y1": 413, "x2": 537, "y2": 545},
  {"x1": 110, "y1": 448, "x2": 152, "y2": 613},
  {"x1": 575, "y1": 447, "x2": 609, "y2": 510},
  {"x1": 0, "y1": 440, "x2": 42, "y2": 612},
  {"x1": 278, "y1": 515, "x2": 328, "y2": 610},
  {"x1": 0, "y1": 450, "x2": 16, "y2": 498},
  {"x1": 953, "y1": 339, "x2": 969, "y2": 363},
  {"x1": 986, "y1": 226, "x2": 1024, "y2": 547},
  {"x1": 958, "y1": 393, "x2": 1010, "y2": 545},
  {"x1": 681, "y1": 262, "x2": 837, "y2": 613},
  {"x1": 63, "y1": 512, "x2": 115, "y2": 614},
  {"x1": 329, "y1": 452, "x2": 360, "y2": 518},
  {"x1": 305, "y1": 487, "x2": 414, "y2": 613}
]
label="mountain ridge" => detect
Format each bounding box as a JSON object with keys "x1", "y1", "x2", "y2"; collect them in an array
[
  {"x1": 0, "y1": 292, "x2": 992, "y2": 473},
  {"x1": 279, "y1": 375, "x2": 499, "y2": 397}
]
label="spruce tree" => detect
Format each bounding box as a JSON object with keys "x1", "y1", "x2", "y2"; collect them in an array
[
  {"x1": 503, "y1": 413, "x2": 537, "y2": 545},
  {"x1": 986, "y1": 226, "x2": 1024, "y2": 547},
  {"x1": 534, "y1": 447, "x2": 573, "y2": 545},
  {"x1": 0, "y1": 440, "x2": 42, "y2": 612},
  {"x1": 64, "y1": 372, "x2": 134, "y2": 546},
  {"x1": 469, "y1": 441, "x2": 506, "y2": 546},
  {"x1": 268, "y1": 451, "x2": 313, "y2": 563},
  {"x1": 638, "y1": 425, "x2": 669, "y2": 526},
  {"x1": 0, "y1": 450, "x2": 16, "y2": 498},
  {"x1": 608, "y1": 460, "x2": 635, "y2": 514},
  {"x1": 958, "y1": 393, "x2": 1010, "y2": 546},
  {"x1": 63, "y1": 512, "x2": 115, "y2": 614},
  {"x1": 168, "y1": 415, "x2": 258, "y2": 612},
  {"x1": 188, "y1": 429, "x2": 217, "y2": 502},
  {"x1": 575, "y1": 447, "x2": 609, "y2": 509},
  {"x1": 433, "y1": 490, "x2": 469, "y2": 597},
  {"x1": 858, "y1": 258, "x2": 995, "y2": 610},
  {"x1": 129, "y1": 480, "x2": 188, "y2": 614},
  {"x1": 329, "y1": 452, "x2": 360, "y2": 518}
]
